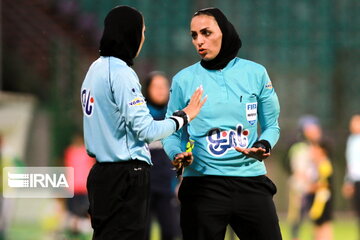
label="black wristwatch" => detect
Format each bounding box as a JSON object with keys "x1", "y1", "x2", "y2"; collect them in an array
[
  {"x1": 170, "y1": 110, "x2": 189, "y2": 131},
  {"x1": 252, "y1": 140, "x2": 271, "y2": 153}
]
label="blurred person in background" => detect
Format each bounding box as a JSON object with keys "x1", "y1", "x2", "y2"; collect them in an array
[
  {"x1": 163, "y1": 7, "x2": 281, "y2": 240},
  {"x1": 287, "y1": 115, "x2": 322, "y2": 240},
  {"x1": 81, "y1": 6, "x2": 206, "y2": 240},
  {"x1": 64, "y1": 133, "x2": 95, "y2": 237},
  {"x1": 342, "y1": 114, "x2": 360, "y2": 239},
  {"x1": 308, "y1": 142, "x2": 333, "y2": 240},
  {"x1": 143, "y1": 71, "x2": 181, "y2": 240}
]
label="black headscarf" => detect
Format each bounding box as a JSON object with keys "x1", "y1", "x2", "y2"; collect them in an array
[
  {"x1": 99, "y1": 6, "x2": 143, "y2": 66},
  {"x1": 194, "y1": 8, "x2": 242, "y2": 70}
]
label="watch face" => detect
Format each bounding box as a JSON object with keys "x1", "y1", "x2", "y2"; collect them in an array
[
  {"x1": 173, "y1": 110, "x2": 188, "y2": 124},
  {"x1": 174, "y1": 110, "x2": 185, "y2": 116}
]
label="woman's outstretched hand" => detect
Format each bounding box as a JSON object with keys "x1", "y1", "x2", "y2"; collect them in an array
[
  {"x1": 182, "y1": 85, "x2": 207, "y2": 121},
  {"x1": 234, "y1": 147, "x2": 270, "y2": 161}
]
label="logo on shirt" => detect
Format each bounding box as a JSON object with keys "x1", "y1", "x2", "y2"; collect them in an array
[
  {"x1": 128, "y1": 97, "x2": 145, "y2": 107},
  {"x1": 81, "y1": 89, "x2": 94, "y2": 117},
  {"x1": 206, "y1": 124, "x2": 249, "y2": 156},
  {"x1": 246, "y1": 102, "x2": 257, "y2": 125},
  {"x1": 265, "y1": 81, "x2": 273, "y2": 89}
]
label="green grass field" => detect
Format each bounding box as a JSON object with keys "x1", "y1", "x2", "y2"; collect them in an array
[
  {"x1": 6, "y1": 217, "x2": 358, "y2": 240},
  {"x1": 279, "y1": 219, "x2": 358, "y2": 240}
]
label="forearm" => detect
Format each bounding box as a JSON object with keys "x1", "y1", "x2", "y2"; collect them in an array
[
  {"x1": 135, "y1": 118, "x2": 177, "y2": 143},
  {"x1": 162, "y1": 134, "x2": 183, "y2": 160},
  {"x1": 258, "y1": 93, "x2": 280, "y2": 148},
  {"x1": 258, "y1": 126, "x2": 280, "y2": 148}
]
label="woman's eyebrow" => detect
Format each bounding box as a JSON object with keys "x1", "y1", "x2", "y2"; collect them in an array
[
  {"x1": 200, "y1": 27, "x2": 210, "y2": 32},
  {"x1": 191, "y1": 27, "x2": 210, "y2": 33}
]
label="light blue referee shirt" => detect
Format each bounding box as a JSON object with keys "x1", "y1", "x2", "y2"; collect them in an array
[
  {"x1": 162, "y1": 57, "x2": 280, "y2": 177},
  {"x1": 346, "y1": 134, "x2": 360, "y2": 182},
  {"x1": 81, "y1": 56, "x2": 177, "y2": 164}
]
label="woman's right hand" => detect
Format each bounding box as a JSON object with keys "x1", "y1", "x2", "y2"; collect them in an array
[
  {"x1": 182, "y1": 85, "x2": 207, "y2": 121},
  {"x1": 172, "y1": 152, "x2": 194, "y2": 170}
]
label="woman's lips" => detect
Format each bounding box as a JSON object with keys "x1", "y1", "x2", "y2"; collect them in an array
[{"x1": 198, "y1": 48, "x2": 206, "y2": 55}]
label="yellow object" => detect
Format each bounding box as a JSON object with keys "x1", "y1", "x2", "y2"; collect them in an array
[
  {"x1": 309, "y1": 188, "x2": 331, "y2": 220},
  {"x1": 309, "y1": 159, "x2": 333, "y2": 220},
  {"x1": 186, "y1": 139, "x2": 195, "y2": 153}
]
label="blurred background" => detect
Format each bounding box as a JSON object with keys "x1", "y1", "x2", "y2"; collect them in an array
[{"x1": 1, "y1": 0, "x2": 359, "y2": 239}]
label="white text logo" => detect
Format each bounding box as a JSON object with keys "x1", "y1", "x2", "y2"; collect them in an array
[
  {"x1": 8, "y1": 173, "x2": 69, "y2": 188},
  {"x1": 3, "y1": 167, "x2": 74, "y2": 198}
]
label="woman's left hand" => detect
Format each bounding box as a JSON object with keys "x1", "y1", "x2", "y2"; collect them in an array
[{"x1": 234, "y1": 147, "x2": 270, "y2": 161}]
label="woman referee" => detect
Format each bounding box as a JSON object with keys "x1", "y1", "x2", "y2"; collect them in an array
[
  {"x1": 163, "y1": 7, "x2": 282, "y2": 240},
  {"x1": 81, "y1": 6, "x2": 206, "y2": 240}
]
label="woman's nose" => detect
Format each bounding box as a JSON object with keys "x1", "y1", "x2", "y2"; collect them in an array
[{"x1": 197, "y1": 36, "x2": 204, "y2": 46}]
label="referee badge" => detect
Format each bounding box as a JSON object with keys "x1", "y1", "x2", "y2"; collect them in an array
[{"x1": 246, "y1": 102, "x2": 257, "y2": 125}]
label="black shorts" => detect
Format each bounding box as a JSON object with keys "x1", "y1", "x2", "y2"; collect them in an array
[
  {"x1": 178, "y1": 175, "x2": 282, "y2": 240},
  {"x1": 307, "y1": 192, "x2": 333, "y2": 226},
  {"x1": 87, "y1": 160, "x2": 150, "y2": 240}
]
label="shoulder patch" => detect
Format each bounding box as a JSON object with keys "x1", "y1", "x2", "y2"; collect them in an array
[
  {"x1": 265, "y1": 81, "x2": 273, "y2": 89},
  {"x1": 128, "y1": 97, "x2": 145, "y2": 106},
  {"x1": 81, "y1": 88, "x2": 94, "y2": 117}
]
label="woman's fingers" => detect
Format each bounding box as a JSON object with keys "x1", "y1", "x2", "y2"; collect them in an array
[
  {"x1": 183, "y1": 152, "x2": 193, "y2": 167},
  {"x1": 182, "y1": 85, "x2": 208, "y2": 121},
  {"x1": 172, "y1": 158, "x2": 182, "y2": 169},
  {"x1": 200, "y1": 95, "x2": 208, "y2": 107},
  {"x1": 235, "y1": 146, "x2": 270, "y2": 160},
  {"x1": 173, "y1": 152, "x2": 193, "y2": 170},
  {"x1": 235, "y1": 147, "x2": 248, "y2": 154},
  {"x1": 192, "y1": 86, "x2": 204, "y2": 105},
  {"x1": 196, "y1": 87, "x2": 208, "y2": 107},
  {"x1": 190, "y1": 85, "x2": 207, "y2": 106},
  {"x1": 189, "y1": 86, "x2": 201, "y2": 101}
]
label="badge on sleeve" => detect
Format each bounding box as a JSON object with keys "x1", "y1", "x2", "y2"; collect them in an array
[
  {"x1": 128, "y1": 97, "x2": 145, "y2": 106},
  {"x1": 81, "y1": 88, "x2": 94, "y2": 117},
  {"x1": 265, "y1": 81, "x2": 273, "y2": 89},
  {"x1": 246, "y1": 102, "x2": 257, "y2": 125}
]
